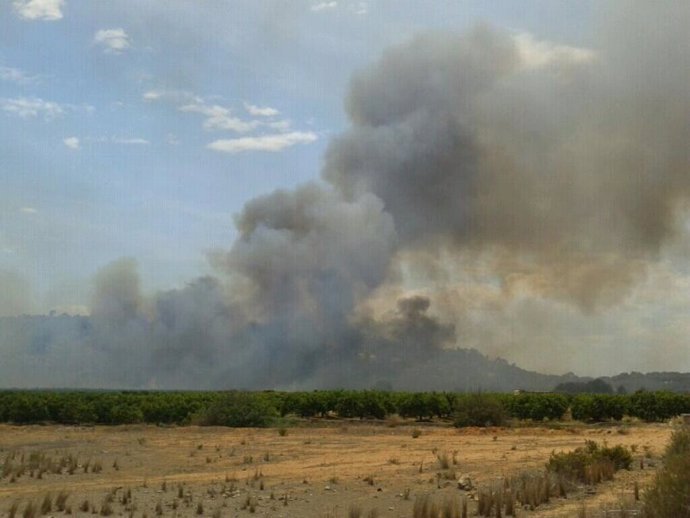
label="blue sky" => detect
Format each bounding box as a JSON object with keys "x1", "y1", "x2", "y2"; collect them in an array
[{"x1": 0, "y1": 0, "x2": 595, "y2": 312}]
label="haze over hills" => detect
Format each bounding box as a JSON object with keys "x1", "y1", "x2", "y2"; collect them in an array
[{"x1": 2, "y1": 313, "x2": 689, "y2": 393}]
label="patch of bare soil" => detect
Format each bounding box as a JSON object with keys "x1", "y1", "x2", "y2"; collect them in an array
[{"x1": 0, "y1": 422, "x2": 672, "y2": 517}]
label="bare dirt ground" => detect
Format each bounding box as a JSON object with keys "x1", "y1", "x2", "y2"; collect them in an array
[{"x1": 0, "y1": 421, "x2": 673, "y2": 517}]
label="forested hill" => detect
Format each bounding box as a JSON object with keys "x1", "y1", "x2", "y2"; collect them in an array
[{"x1": 601, "y1": 372, "x2": 690, "y2": 393}]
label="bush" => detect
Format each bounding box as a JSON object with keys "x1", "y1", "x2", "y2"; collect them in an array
[
  {"x1": 7, "y1": 395, "x2": 49, "y2": 423},
  {"x1": 546, "y1": 440, "x2": 632, "y2": 484},
  {"x1": 506, "y1": 393, "x2": 569, "y2": 421},
  {"x1": 398, "y1": 393, "x2": 437, "y2": 421},
  {"x1": 199, "y1": 392, "x2": 277, "y2": 427},
  {"x1": 453, "y1": 394, "x2": 507, "y2": 427},
  {"x1": 334, "y1": 392, "x2": 363, "y2": 418},
  {"x1": 644, "y1": 429, "x2": 690, "y2": 517},
  {"x1": 570, "y1": 394, "x2": 627, "y2": 421},
  {"x1": 628, "y1": 391, "x2": 690, "y2": 422},
  {"x1": 280, "y1": 392, "x2": 324, "y2": 418},
  {"x1": 665, "y1": 427, "x2": 690, "y2": 457},
  {"x1": 332, "y1": 391, "x2": 388, "y2": 419},
  {"x1": 109, "y1": 404, "x2": 144, "y2": 424},
  {"x1": 358, "y1": 391, "x2": 388, "y2": 419},
  {"x1": 58, "y1": 400, "x2": 98, "y2": 424}
]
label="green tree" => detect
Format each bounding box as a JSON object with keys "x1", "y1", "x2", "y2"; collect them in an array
[
  {"x1": 453, "y1": 394, "x2": 507, "y2": 427},
  {"x1": 200, "y1": 392, "x2": 277, "y2": 427}
]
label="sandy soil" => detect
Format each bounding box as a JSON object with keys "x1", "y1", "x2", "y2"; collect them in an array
[{"x1": 0, "y1": 421, "x2": 673, "y2": 517}]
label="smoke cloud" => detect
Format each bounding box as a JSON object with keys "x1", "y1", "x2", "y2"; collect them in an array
[
  {"x1": 326, "y1": 15, "x2": 690, "y2": 311},
  {"x1": 2, "y1": 3, "x2": 690, "y2": 387},
  {"x1": 0, "y1": 270, "x2": 33, "y2": 317}
]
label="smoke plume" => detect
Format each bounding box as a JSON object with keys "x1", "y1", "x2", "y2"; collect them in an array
[{"x1": 2, "y1": 3, "x2": 690, "y2": 387}]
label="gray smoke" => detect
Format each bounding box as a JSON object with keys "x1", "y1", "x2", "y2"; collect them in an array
[
  {"x1": 2, "y1": 2, "x2": 690, "y2": 387},
  {"x1": 0, "y1": 270, "x2": 33, "y2": 317},
  {"x1": 90, "y1": 258, "x2": 143, "y2": 325},
  {"x1": 325, "y1": 13, "x2": 690, "y2": 311}
]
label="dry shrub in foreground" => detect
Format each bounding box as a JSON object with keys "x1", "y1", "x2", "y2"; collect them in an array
[
  {"x1": 412, "y1": 494, "x2": 466, "y2": 518},
  {"x1": 40, "y1": 494, "x2": 52, "y2": 515},
  {"x1": 22, "y1": 502, "x2": 36, "y2": 518},
  {"x1": 643, "y1": 428, "x2": 690, "y2": 518},
  {"x1": 437, "y1": 451, "x2": 450, "y2": 470},
  {"x1": 55, "y1": 491, "x2": 69, "y2": 512},
  {"x1": 546, "y1": 440, "x2": 632, "y2": 484},
  {"x1": 476, "y1": 471, "x2": 574, "y2": 515}
]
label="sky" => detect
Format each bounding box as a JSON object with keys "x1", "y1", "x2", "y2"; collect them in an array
[
  {"x1": 0, "y1": 0, "x2": 595, "y2": 310},
  {"x1": 2, "y1": 1, "x2": 690, "y2": 380}
]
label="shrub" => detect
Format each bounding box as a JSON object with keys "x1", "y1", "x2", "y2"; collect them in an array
[
  {"x1": 358, "y1": 391, "x2": 388, "y2": 419},
  {"x1": 331, "y1": 391, "x2": 387, "y2": 419},
  {"x1": 55, "y1": 492, "x2": 69, "y2": 512},
  {"x1": 279, "y1": 392, "x2": 323, "y2": 418},
  {"x1": 333, "y1": 392, "x2": 362, "y2": 418},
  {"x1": 453, "y1": 394, "x2": 507, "y2": 428},
  {"x1": 109, "y1": 404, "x2": 144, "y2": 424},
  {"x1": 398, "y1": 393, "x2": 449, "y2": 421},
  {"x1": 506, "y1": 394, "x2": 568, "y2": 421},
  {"x1": 628, "y1": 391, "x2": 690, "y2": 422},
  {"x1": 22, "y1": 502, "x2": 36, "y2": 518},
  {"x1": 200, "y1": 392, "x2": 277, "y2": 427},
  {"x1": 40, "y1": 494, "x2": 52, "y2": 514},
  {"x1": 643, "y1": 428, "x2": 690, "y2": 517},
  {"x1": 570, "y1": 395, "x2": 627, "y2": 422},
  {"x1": 665, "y1": 427, "x2": 690, "y2": 457},
  {"x1": 546, "y1": 440, "x2": 631, "y2": 484},
  {"x1": 58, "y1": 400, "x2": 98, "y2": 424},
  {"x1": 7, "y1": 395, "x2": 49, "y2": 423}
]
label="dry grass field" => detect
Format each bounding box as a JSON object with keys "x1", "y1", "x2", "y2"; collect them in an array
[{"x1": 0, "y1": 422, "x2": 672, "y2": 517}]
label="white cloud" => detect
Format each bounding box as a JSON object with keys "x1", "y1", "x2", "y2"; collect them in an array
[
  {"x1": 180, "y1": 102, "x2": 259, "y2": 133},
  {"x1": 207, "y1": 131, "x2": 317, "y2": 154},
  {"x1": 244, "y1": 102, "x2": 280, "y2": 117},
  {"x1": 93, "y1": 28, "x2": 130, "y2": 54},
  {"x1": 20, "y1": 207, "x2": 37, "y2": 214},
  {"x1": 12, "y1": 0, "x2": 63, "y2": 21},
  {"x1": 311, "y1": 1, "x2": 337, "y2": 12},
  {"x1": 112, "y1": 137, "x2": 149, "y2": 145},
  {"x1": 0, "y1": 66, "x2": 36, "y2": 85},
  {"x1": 513, "y1": 32, "x2": 595, "y2": 70},
  {"x1": 63, "y1": 136, "x2": 80, "y2": 150},
  {"x1": 83, "y1": 136, "x2": 150, "y2": 146},
  {"x1": 147, "y1": 91, "x2": 304, "y2": 142},
  {"x1": 352, "y1": 1, "x2": 368, "y2": 15},
  {"x1": 142, "y1": 90, "x2": 163, "y2": 101},
  {"x1": 142, "y1": 89, "x2": 200, "y2": 103},
  {"x1": 0, "y1": 97, "x2": 64, "y2": 120},
  {"x1": 266, "y1": 119, "x2": 292, "y2": 131}
]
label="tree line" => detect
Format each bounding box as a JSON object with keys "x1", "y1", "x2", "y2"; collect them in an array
[{"x1": 0, "y1": 390, "x2": 688, "y2": 426}]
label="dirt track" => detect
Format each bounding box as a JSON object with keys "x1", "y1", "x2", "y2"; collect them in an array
[{"x1": 0, "y1": 422, "x2": 673, "y2": 517}]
